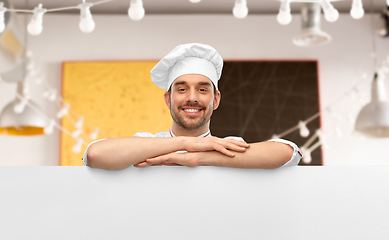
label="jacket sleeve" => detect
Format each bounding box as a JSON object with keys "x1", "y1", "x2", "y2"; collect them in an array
[
  {"x1": 268, "y1": 139, "x2": 302, "y2": 166},
  {"x1": 82, "y1": 139, "x2": 106, "y2": 166}
]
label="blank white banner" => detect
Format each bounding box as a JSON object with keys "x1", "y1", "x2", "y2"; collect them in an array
[{"x1": 0, "y1": 166, "x2": 388, "y2": 240}]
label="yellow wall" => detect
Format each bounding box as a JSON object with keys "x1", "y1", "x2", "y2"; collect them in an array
[{"x1": 61, "y1": 61, "x2": 172, "y2": 166}]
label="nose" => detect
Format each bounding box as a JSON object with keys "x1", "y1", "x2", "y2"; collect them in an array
[{"x1": 186, "y1": 88, "x2": 198, "y2": 103}]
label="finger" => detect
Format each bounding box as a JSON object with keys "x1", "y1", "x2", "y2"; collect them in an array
[
  {"x1": 146, "y1": 156, "x2": 168, "y2": 165},
  {"x1": 213, "y1": 144, "x2": 235, "y2": 157},
  {"x1": 224, "y1": 139, "x2": 250, "y2": 148},
  {"x1": 223, "y1": 142, "x2": 248, "y2": 152},
  {"x1": 134, "y1": 161, "x2": 151, "y2": 168},
  {"x1": 161, "y1": 163, "x2": 181, "y2": 166}
]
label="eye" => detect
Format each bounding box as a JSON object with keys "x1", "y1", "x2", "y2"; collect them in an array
[
  {"x1": 177, "y1": 88, "x2": 186, "y2": 92},
  {"x1": 199, "y1": 88, "x2": 208, "y2": 92}
]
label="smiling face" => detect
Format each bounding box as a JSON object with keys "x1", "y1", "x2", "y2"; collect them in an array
[{"x1": 164, "y1": 74, "x2": 221, "y2": 136}]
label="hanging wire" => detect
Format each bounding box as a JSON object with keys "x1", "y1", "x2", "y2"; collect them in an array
[{"x1": 369, "y1": 0, "x2": 377, "y2": 69}]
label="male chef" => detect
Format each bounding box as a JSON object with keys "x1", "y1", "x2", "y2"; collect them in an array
[{"x1": 83, "y1": 43, "x2": 301, "y2": 170}]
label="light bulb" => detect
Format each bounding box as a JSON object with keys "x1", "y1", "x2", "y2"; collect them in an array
[
  {"x1": 277, "y1": 11, "x2": 292, "y2": 25},
  {"x1": 321, "y1": 0, "x2": 339, "y2": 22},
  {"x1": 0, "y1": 3, "x2": 6, "y2": 33},
  {"x1": 89, "y1": 128, "x2": 99, "y2": 140},
  {"x1": 72, "y1": 128, "x2": 83, "y2": 138},
  {"x1": 350, "y1": 0, "x2": 364, "y2": 19},
  {"x1": 28, "y1": 4, "x2": 46, "y2": 35},
  {"x1": 302, "y1": 150, "x2": 312, "y2": 164},
  {"x1": 56, "y1": 103, "x2": 70, "y2": 119},
  {"x1": 277, "y1": 0, "x2": 291, "y2": 25},
  {"x1": 324, "y1": 8, "x2": 339, "y2": 22},
  {"x1": 316, "y1": 129, "x2": 328, "y2": 149},
  {"x1": 44, "y1": 89, "x2": 57, "y2": 101},
  {"x1": 300, "y1": 147, "x2": 311, "y2": 164},
  {"x1": 271, "y1": 134, "x2": 280, "y2": 139},
  {"x1": 233, "y1": 0, "x2": 248, "y2": 19},
  {"x1": 44, "y1": 119, "x2": 56, "y2": 135},
  {"x1": 79, "y1": 18, "x2": 95, "y2": 33},
  {"x1": 298, "y1": 121, "x2": 310, "y2": 137},
  {"x1": 72, "y1": 138, "x2": 84, "y2": 153},
  {"x1": 14, "y1": 100, "x2": 27, "y2": 114},
  {"x1": 79, "y1": 2, "x2": 95, "y2": 33},
  {"x1": 189, "y1": 0, "x2": 201, "y2": 3},
  {"x1": 28, "y1": 20, "x2": 43, "y2": 35},
  {"x1": 335, "y1": 126, "x2": 342, "y2": 137},
  {"x1": 48, "y1": 89, "x2": 57, "y2": 101},
  {"x1": 128, "y1": 0, "x2": 145, "y2": 21},
  {"x1": 387, "y1": 0, "x2": 389, "y2": 7},
  {"x1": 350, "y1": 7, "x2": 364, "y2": 19},
  {"x1": 75, "y1": 116, "x2": 84, "y2": 129}
]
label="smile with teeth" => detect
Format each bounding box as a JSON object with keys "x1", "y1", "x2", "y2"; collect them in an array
[{"x1": 183, "y1": 108, "x2": 201, "y2": 113}]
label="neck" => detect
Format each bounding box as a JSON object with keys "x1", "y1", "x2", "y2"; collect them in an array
[{"x1": 170, "y1": 124, "x2": 210, "y2": 137}]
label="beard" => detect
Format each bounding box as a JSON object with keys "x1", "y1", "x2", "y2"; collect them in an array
[{"x1": 170, "y1": 103, "x2": 213, "y2": 131}]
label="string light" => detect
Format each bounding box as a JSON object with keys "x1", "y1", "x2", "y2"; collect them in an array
[
  {"x1": 71, "y1": 128, "x2": 83, "y2": 138},
  {"x1": 335, "y1": 125, "x2": 342, "y2": 137},
  {"x1": 79, "y1": 2, "x2": 95, "y2": 33},
  {"x1": 128, "y1": 0, "x2": 145, "y2": 21},
  {"x1": 233, "y1": 0, "x2": 248, "y2": 19},
  {"x1": 271, "y1": 134, "x2": 280, "y2": 139},
  {"x1": 43, "y1": 89, "x2": 57, "y2": 101},
  {"x1": 300, "y1": 146, "x2": 312, "y2": 164},
  {"x1": 277, "y1": 0, "x2": 292, "y2": 25},
  {"x1": 0, "y1": 2, "x2": 6, "y2": 33},
  {"x1": 3, "y1": 0, "x2": 113, "y2": 35},
  {"x1": 75, "y1": 116, "x2": 84, "y2": 129},
  {"x1": 89, "y1": 128, "x2": 99, "y2": 140},
  {"x1": 0, "y1": 77, "x2": 78, "y2": 140},
  {"x1": 1, "y1": 0, "x2": 369, "y2": 36},
  {"x1": 27, "y1": 4, "x2": 46, "y2": 35},
  {"x1": 72, "y1": 137, "x2": 84, "y2": 153},
  {"x1": 25, "y1": 52, "x2": 110, "y2": 145},
  {"x1": 56, "y1": 103, "x2": 70, "y2": 119},
  {"x1": 270, "y1": 53, "x2": 389, "y2": 163},
  {"x1": 310, "y1": 129, "x2": 328, "y2": 150},
  {"x1": 13, "y1": 97, "x2": 29, "y2": 114},
  {"x1": 350, "y1": 0, "x2": 364, "y2": 19},
  {"x1": 1, "y1": 55, "x2": 111, "y2": 156},
  {"x1": 298, "y1": 121, "x2": 310, "y2": 137},
  {"x1": 321, "y1": 0, "x2": 339, "y2": 22},
  {"x1": 44, "y1": 119, "x2": 56, "y2": 135}
]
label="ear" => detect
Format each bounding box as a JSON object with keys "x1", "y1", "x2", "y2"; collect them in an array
[
  {"x1": 213, "y1": 90, "x2": 221, "y2": 110},
  {"x1": 164, "y1": 91, "x2": 171, "y2": 109}
]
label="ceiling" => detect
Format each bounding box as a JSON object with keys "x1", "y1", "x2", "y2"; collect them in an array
[{"x1": 8, "y1": 0, "x2": 388, "y2": 15}]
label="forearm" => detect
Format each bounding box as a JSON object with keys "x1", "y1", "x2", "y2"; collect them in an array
[
  {"x1": 198, "y1": 141, "x2": 294, "y2": 169},
  {"x1": 87, "y1": 137, "x2": 186, "y2": 170}
]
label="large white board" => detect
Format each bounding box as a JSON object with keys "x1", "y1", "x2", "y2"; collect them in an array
[{"x1": 1, "y1": 166, "x2": 388, "y2": 239}]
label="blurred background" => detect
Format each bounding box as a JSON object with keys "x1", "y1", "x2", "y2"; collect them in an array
[{"x1": 1, "y1": 0, "x2": 389, "y2": 166}]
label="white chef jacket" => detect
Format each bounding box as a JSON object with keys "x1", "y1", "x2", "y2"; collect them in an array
[{"x1": 83, "y1": 129, "x2": 301, "y2": 167}]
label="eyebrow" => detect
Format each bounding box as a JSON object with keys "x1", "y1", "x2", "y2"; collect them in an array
[{"x1": 173, "y1": 81, "x2": 212, "y2": 87}]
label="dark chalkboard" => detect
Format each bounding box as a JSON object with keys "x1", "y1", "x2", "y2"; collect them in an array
[{"x1": 211, "y1": 61, "x2": 321, "y2": 166}]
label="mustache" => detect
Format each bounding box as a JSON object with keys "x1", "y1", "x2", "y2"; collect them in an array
[{"x1": 180, "y1": 103, "x2": 205, "y2": 109}]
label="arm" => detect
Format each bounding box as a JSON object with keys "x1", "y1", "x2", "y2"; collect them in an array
[
  {"x1": 143, "y1": 140, "x2": 300, "y2": 169},
  {"x1": 199, "y1": 141, "x2": 296, "y2": 169},
  {"x1": 85, "y1": 136, "x2": 249, "y2": 170}
]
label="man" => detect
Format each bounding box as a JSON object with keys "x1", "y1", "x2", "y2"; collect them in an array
[{"x1": 83, "y1": 43, "x2": 301, "y2": 170}]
